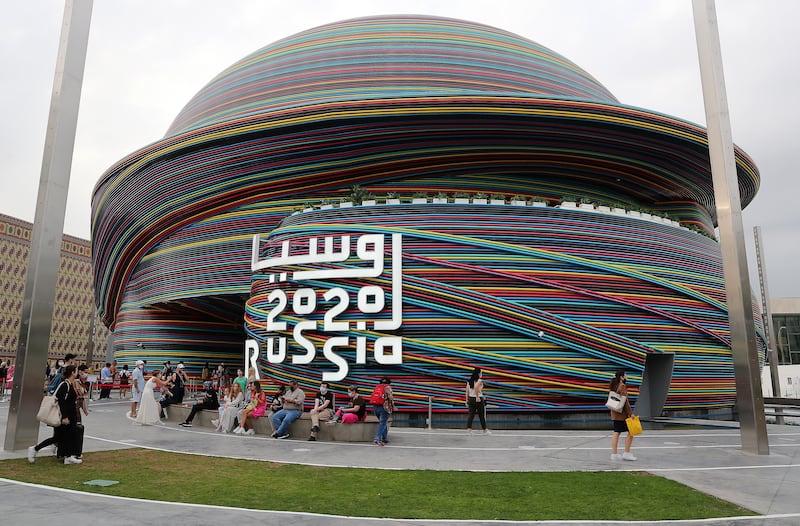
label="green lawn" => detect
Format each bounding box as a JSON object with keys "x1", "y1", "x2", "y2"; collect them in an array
[{"x1": 1, "y1": 449, "x2": 754, "y2": 521}]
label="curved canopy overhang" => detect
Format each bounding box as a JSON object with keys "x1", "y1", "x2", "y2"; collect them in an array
[{"x1": 92, "y1": 94, "x2": 759, "y2": 327}]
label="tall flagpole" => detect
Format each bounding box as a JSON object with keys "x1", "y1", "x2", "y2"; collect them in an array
[
  {"x1": 4, "y1": 0, "x2": 93, "y2": 451},
  {"x1": 692, "y1": 0, "x2": 769, "y2": 454}
]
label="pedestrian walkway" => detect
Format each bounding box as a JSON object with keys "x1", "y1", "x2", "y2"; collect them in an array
[{"x1": 1, "y1": 400, "x2": 799, "y2": 525}]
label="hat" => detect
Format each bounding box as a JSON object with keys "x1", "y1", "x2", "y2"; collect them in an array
[
  {"x1": 136, "y1": 360, "x2": 144, "y2": 366},
  {"x1": 177, "y1": 363, "x2": 184, "y2": 369}
]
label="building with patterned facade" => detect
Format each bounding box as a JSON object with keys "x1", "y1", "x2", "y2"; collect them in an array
[
  {"x1": 0, "y1": 213, "x2": 108, "y2": 367},
  {"x1": 92, "y1": 15, "x2": 766, "y2": 419}
]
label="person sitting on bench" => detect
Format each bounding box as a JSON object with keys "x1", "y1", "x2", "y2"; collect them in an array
[{"x1": 179, "y1": 381, "x2": 219, "y2": 427}]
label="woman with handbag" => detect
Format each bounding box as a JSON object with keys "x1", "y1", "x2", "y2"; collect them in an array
[
  {"x1": 609, "y1": 370, "x2": 636, "y2": 461},
  {"x1": 28, "y1": 364, "x2": 83, "y2": 465},
  {"x1": 465, "y1": 368, "x2": 491, "y2": 435}
]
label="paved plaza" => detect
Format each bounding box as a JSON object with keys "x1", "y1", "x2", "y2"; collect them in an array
[{"x1": 2, "y1": 399, "x2": 800, "y2": 525}]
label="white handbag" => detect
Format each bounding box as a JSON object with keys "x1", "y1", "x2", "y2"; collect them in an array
[
  {"x1": 605, "y1": 390, "x2": 626, "y2": 412},
  {"x1": 37, "y1": 393, "x2": 62, "y2": 427}
]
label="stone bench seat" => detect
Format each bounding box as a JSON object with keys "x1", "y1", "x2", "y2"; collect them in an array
[{"x1": 165, "y1": 404, "x2": 381, "y2": 442}]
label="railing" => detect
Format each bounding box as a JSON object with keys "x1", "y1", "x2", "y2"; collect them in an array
[{"x1": 763, "y1": 397, "x2": 800, "y2": 424}]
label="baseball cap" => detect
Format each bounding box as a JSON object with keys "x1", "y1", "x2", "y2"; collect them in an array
[
  {"x1": 136, "y1": 360, "x2": 144, "y2": 366},
  {"x1": 177, "y1": 364, "x2": 184, "y2": 369}
]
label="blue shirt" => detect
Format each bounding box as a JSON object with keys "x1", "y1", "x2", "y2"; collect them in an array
[{"x1": 132, "y1": 367, "x2": 145, "y2": 393}]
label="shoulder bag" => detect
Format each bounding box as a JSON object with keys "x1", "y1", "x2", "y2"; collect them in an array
[
  {"x1": 605, "y1": 390, "x2": 626, "y2": 412},
  {"x1": 37, "y1": 382, "x2": 66, "y2": 427}
]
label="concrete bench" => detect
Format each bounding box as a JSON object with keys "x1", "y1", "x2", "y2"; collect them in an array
[{"x1": 164, "y1": 404, "x2": 381, "y2": 442}]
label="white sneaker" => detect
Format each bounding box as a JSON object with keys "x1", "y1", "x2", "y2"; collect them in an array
[
  {"x1": 610, "y1": 453, "x2": 621, "y2": 460},
  {"x1": 64, "y1": 456, "x2": 83, "y2": 465},
  {"x1": 211, "y1": 419, "x2": 219, "y2": 426},
  {"x1": 233, "y1": 427, "x2": 242, "y2": 434},
  {"x1": 622, "y1": 452, "x2": 637, "y2": 461},
  {"x1": 245, "y1": 428, "x2": 255, "y2": 435},
  {"x1": 483, "y1": 429, "x2": 492, "y2": 435},
  {"x1": 27, "y1": 446, "x2": 36, "y2": 463}
]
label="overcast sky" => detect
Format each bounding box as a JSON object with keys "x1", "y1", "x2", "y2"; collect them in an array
[{"x1": 2, "y1": 0, "x2": 798, "y2": 300}]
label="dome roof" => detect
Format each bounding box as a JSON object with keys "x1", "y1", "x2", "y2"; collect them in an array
[
  {"x1": 166, "y1": 15, "x2": 618, "y2": 135},
  {"x1": 93, "y1": 14, "x2": 760, "y2": 329}
]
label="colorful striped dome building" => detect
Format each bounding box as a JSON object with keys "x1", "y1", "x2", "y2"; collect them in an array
[{"x1": 92, "y1": 15, "x2": 764, "y2": 421}]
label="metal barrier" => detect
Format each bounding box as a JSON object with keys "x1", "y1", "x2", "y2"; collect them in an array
[{"x1": 763, "y1": 397, "x2": 800, "y2": 424}]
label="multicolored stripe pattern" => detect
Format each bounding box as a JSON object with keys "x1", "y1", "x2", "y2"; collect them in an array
[
  {"x1": 245, "y1": 206, "x2": 766, "y2": 412},
  {"x1": 90, "y1": 15, "x2": 762, "y2": 411}
]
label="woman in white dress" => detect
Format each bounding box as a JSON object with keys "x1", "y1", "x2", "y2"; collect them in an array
[
  {"x1": 217, "y1": 381, "x2": 244, "y2": 433},
  {"x1": 136, "y1": 370, "x2": 170, "y2": 425}
]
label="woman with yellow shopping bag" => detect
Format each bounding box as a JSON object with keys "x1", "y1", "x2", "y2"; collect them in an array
[{"x1": 608, "y1": 370, "x2": 637, "y2": 461}]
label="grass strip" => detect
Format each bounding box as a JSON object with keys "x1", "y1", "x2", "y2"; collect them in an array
[{"x1": 1, "y1": 448, "x2": 754, "y2": 521}]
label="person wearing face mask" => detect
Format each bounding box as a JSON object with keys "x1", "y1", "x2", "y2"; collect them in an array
[
  {"x1": 328, "y1": 386, "x2": 366, "y2": 424},
  {"x1": 308, "y1": 381, "x2": 334, "y2": 441},
  {"x1": 128, "y1": 360, "x2": 145, "y2": 419},
  {"x1": 609, "y1": 370, "x2": 636, "y2": 461}
]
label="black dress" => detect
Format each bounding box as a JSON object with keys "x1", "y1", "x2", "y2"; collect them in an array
[{"x1": 54, "y1": 381, "x2": 83, "y2": 458}]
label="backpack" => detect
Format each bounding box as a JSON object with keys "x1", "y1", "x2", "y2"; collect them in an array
[
  {"x1": 368, "y1": 384, "x2": 386, "y2": 405},
  {"x1": 47, "y1": 371, "x2": 63, "y2": 395}
]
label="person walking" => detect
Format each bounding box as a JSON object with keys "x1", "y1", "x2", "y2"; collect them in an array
[
  {"x1": 0, "y1": 361, "x2": 8, "y2": 401},
  {"x1": 371, "y1": 376, "x2": 394, "y2": 446},
  {"x1": 465, "y1": 368, "x2": 491, "y2": 435},
  {"x1": 28, "y1": 364, "x2": 83, "y2": 465},
  {"x1": 609, "y1": 370, "x2": 636, "y2": 461}
]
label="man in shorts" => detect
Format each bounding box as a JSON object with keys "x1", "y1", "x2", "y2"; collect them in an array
[{"x1": 130, "y1": 360, "x2": 145, "y2": 418}]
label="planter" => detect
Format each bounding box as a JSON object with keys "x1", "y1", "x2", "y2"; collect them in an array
[
  {"x1": 627, "y1": 210, "x2": 641, "y2": 218},
  {"x1": 320, "y1": 204, "x2": 334, "y2": 210},
  {"x1": 531, "y1": 201, "x2": 547, "y2": 207},
  {"x1": 579, "y1": 203, "x2": 595, "y2": 210},
  {"x1": 339, "y1": 201, "x2": 353, "y2": 208},
  {"x1": 386, "y1": 198, "x2": 400, "y2": 205},
  {"x1": 412, "y1": 198, "x2": 428, "y2": 204},
  {"x1": 611, "y1": 207, "x2": 626, "y2": 215},
  {"x1": 454, "y1": 198, "x2": 470, "y2": 204},
  {"x1": 511, "y1": 200, "x2": 527, "y2": 206},
  {"x1": 560, "y1": 201, "x2": 577, "y2": 209},
  {"x1": 472, "y1": 198, "x2": 488, "y2": 204},
  {"x1": 490, "y1": 199, "x2": 505, "y2": 205},
  {"x1": 303, "y1": 207, "x2": 314, "y2": 213},
  {"x1": 641, "y1": 213, "x2": 653, "y2": 221},
  {"x1": 362, "y1": 200, "x2": 376, "y2": 206},
  {"x1": 597, "y1": 205, "x2": 611, "y2": 213},
  {"x1": 432, "y1": 198, "x2": 448, "y2": 204}
]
